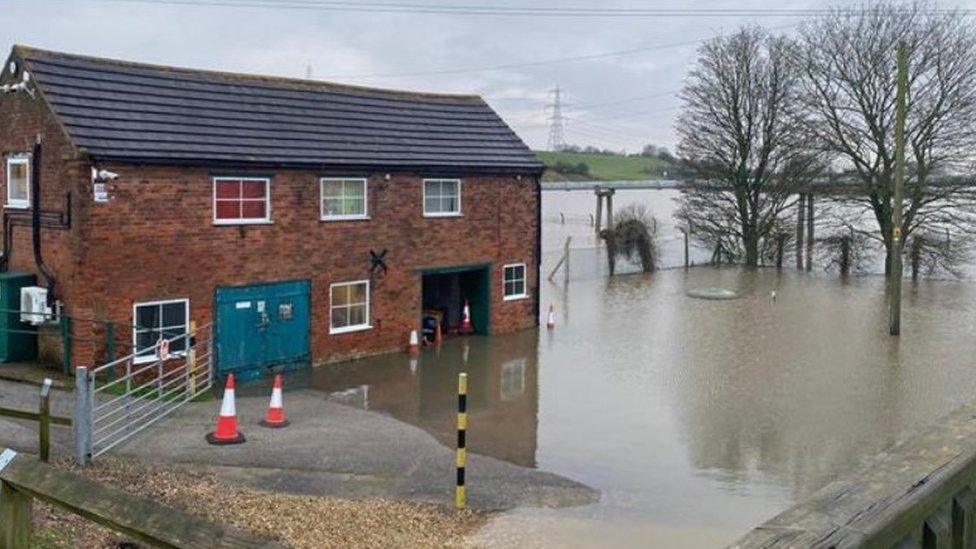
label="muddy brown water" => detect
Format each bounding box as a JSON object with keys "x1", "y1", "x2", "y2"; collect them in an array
[
  {"x1": 310, "y1": 268, "x2": 976, "y2": 547},
  {"x1": 307, "y1": 190, "x2": 976, "y2": 546}
]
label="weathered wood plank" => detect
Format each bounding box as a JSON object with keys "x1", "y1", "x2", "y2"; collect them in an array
[
  {"x1": 731, "y1": 399, "x2": 976, "y2": 548},
  {"x1": 0, "y1": 450, "x2": 280, "y2": 548},
  {"x1": 0, "y1": 406, "x2": 70, "y2": 426}
]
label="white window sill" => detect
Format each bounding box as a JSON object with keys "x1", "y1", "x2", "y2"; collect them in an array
[
  {"x1": 330, "y1": 324, "x2": 372, "y2": 335},
  {"x1": 5, "y1": 203, "x2": 29, "y2": 210},
  {"x1": 423, "y1": 212, "x2": 463, "y2": 218},
  {"x1": 503, "y1": 294, "x2": 529, "y2": 302},
  {"x1": 213, "y1": 219, "x2": 273, "y2": 226},
  {"x1": 321, "y1": 215, "x2": 370, "y2": 222}
]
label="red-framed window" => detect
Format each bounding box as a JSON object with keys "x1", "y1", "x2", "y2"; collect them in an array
[{"x1": 213, "y1": 177, "x2": 270, "y2": 224}]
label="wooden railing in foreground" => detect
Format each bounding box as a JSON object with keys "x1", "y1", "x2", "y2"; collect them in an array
[
  {"x1": 0, "y1": 447, "x2": 280, "y2": 548},
  {"x1": 731, "y1": 400, "x2": 976, "y2": 548}
]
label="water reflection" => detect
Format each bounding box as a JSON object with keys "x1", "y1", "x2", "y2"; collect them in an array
[
  {"x1": 302, "y1": 265, "x2": 976, "y2": 546},
  {"x1": 309, "y1": 332, "x2": 540, "y2": 468}
]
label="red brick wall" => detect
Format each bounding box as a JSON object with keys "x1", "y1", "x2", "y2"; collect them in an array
[
  {"x1": 75, "y1": 166, "x2": 539, "y2": 365},
  {"x1": 0, "y1": 74, "x2": 540, "y2": 370},
  {"x1": 0, "y1": 81, "x2": 90, "y2": 366}
]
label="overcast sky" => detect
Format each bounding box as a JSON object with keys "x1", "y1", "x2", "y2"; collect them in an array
[{"x1": 0, "y1": 0, "x2": 957, "y2": 153}]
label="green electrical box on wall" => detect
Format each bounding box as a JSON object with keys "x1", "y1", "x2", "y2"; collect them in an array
[{"x1": 0, "y1": 272, "x2": 37, "y2": 362}]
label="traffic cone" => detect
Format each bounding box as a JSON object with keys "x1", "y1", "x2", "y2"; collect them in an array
[
  {"x1": 408, "y1": 330, "x2": 420, "y2": 356},
  {"x1": 260, "y1": 374, "x2": 289, "y2": 428},
  {"x1": 459, "y1": 300, "x2": 474, "y2": 334},
  {"x1": 547, "y1": 304, "x2": 556, "y2": 329},
  {"x1": 206, "y1": 373, "x2": 246, "y2": 445}
]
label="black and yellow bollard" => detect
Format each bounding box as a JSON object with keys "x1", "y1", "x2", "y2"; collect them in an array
[{"x1": 455, "y1": 372, "x2": 468, "y2": 510}]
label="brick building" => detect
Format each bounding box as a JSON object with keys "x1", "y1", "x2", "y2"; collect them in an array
[{"x1": 0, "y1": 46, "x2": 543, "y2": 378}]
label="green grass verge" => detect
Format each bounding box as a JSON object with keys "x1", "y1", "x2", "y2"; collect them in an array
[{"x1": 535, "y1": 151, "x2": 673, "y2": 181}]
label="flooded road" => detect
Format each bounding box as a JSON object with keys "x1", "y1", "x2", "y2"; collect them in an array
[
  {"x1": 307, "y1": 190, "x2": 976, "y2": 546},
  {"x1": 311, "y1": 267, "x2": 976, "y2": 547}
]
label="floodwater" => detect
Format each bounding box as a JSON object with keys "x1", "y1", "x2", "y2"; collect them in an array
[{"x1": 309, "y1": 190, "x2": 976, "y2": 547}]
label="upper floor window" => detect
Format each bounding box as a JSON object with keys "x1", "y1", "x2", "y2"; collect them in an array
[
  {"x1": 133, "y1": 298, "x2": 189, "y2": 364},
  {"x1": 503, "y1": 263, "x2": 528, "y2": 300},
  {"x1": 213, "y1": 177, "x2": 270, "y2": 224},
  {"x1": 321, "y1": 178, "x2": 367, "y2": 220},
  {"x1": 423, "y1": 179, "x2": 461, "y2": 217},
  {"x1": 5, "y1": 156, "x2": 29, "y2": 209}
]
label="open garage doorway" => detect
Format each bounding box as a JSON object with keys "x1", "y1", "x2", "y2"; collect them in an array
[{"x1": 421, "y1": 264, "x2": 490, "y2": 340}]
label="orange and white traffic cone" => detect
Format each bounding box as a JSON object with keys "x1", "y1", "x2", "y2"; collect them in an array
[
  {"x1": 547, "y1": 304, "x2": 556, "y2": 329},
  {"x1": 206, "y1": 373, "x2": 246, "y2": 445},
  {"x1": 408, "y1": 330, "x2": 420, "y2": 356},
  {"x1": 459, "y1": 300, "x2": 474, "y2": 334},
  {"x1": 260, "y1": 374, "x2": 289, "y2": 428}
]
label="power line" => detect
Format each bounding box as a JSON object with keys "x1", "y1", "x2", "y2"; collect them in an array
[{"x1": 37, "y1": 0, "x2": 976, "y2": 18}]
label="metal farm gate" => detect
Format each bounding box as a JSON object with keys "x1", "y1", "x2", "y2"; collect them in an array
[{"x1": 73, "y1": 323, "x2": 213, "y2": 463}]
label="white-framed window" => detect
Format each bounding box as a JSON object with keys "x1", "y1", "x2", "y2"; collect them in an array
[
  {"x1": 133, "y1": 298, "x2": 189, "y2": 364},
  {"x1": 503, "y1": 263, "x2": 528, "y2": 300},
  {"x1": 423, "y1": 178, "x2": 461, "y2": 217},
  {"x1": 213, "y1": 177, "x2": 271, "y2": 224},
  {"x1": 321, "y1": 177, "x2": 368, "y2": 220},
  {"x1": 330, "y1": 280, "x2": 370, "y2": 334},
  {"x1": 5, "y1": 156, "x2": 29, "y2": 209}
]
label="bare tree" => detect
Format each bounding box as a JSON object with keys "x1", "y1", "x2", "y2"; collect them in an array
[
  {"x1": 799, "y1": 3, "x2": 976, "y2": 275},
  {"x1": 675, "y1": 28, "x2": 816, "y2": 267}
]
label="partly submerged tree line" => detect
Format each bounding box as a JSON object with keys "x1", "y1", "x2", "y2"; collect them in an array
[{"x1": 675, "y1": 2, "x2": 976, "y2": 278}]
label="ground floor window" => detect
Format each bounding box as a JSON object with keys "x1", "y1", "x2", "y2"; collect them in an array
[
  {"x1": 503, "y1": 263, "x2": 528, "y2": 300},
  {"x1": 133, "y1": 298, "x2": 189, "y2": 363},
  {"x1": 330, "y1": 280, "x2": 370, "y2": 334}
]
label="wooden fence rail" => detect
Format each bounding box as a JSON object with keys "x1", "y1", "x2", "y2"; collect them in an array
[
  {"x1": 0, "y1": 447, "x2": 280, "y2": 548},
  {"x1": 0, "y1": 379, "x2": 71, "y2": 462},
  {"x1": 730, "y1": 399, "x2": 976, "y2": 548}
]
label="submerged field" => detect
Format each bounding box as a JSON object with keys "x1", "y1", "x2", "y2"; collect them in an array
[{"x1": 316, "y1": 267, "x2": 976, "y2": 546}]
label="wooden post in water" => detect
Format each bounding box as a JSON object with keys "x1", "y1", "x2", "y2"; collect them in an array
[
  {"x1": 605, "y1": 189, "x2": 614, "y2": 231},
  {"x1": 890, "y1": 41, "x2": 907, "y2": 336},
  {"x1": 594, "y1": 189, "x2": 603, "y2": 236},
  {"x1": 683, "y1": 226, "x2": 690, "y2": 269},
  {"x1": 796, "y1": 194, "x2": 805, "y2": 270},
  {"x1": 805, "y1": 193, "x2": 814, "y2": 272}
]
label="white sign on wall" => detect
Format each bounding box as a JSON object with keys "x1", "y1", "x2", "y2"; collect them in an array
[{"x1": 93, "y1": 183, "x2": 108, "y2": 203}]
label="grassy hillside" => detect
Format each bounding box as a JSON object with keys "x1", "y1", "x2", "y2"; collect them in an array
[{"x1": 535, "y1": 151, "x2": 673, "y2": 181}]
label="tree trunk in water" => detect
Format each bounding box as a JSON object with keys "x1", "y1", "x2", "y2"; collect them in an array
[
  {"x1": 744, "y1": 235, "x2": 760, "y2": 267},
  {"x1": 795, "y1": 194, "x2": 805, "y2": 270},
  {"x1": 805, "y1": 194, "x2": 814, "y2": 272}
]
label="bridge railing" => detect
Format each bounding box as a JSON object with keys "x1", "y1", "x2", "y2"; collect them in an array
[{"x1": 730, "y1": 399, "x2": 976, "y2": 548}]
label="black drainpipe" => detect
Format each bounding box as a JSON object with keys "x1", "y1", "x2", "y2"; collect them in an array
[{"x1": 31, "y1": 137, "x2": 56, "y2": 301}]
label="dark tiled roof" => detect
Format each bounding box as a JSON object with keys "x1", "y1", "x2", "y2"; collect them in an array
[{"x1": 11, "y1": 46, "x2": 542, "y2": 174}]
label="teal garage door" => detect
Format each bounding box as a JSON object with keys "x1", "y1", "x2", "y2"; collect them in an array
[{"x1": 215, "y1": 280, "x2": 310, "y2": 382}]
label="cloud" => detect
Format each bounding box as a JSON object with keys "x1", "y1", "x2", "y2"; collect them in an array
[{"x1": 1, "y1": 0, "x2": 818, "y2": 152}]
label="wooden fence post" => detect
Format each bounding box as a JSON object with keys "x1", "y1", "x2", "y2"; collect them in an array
[
  {"x1": 38, "y1": 379, "x2": 51, "y2": 462},
  {"x1": 1, "y1": 479, "x2": 32, "y2": 548}
]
